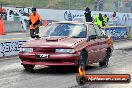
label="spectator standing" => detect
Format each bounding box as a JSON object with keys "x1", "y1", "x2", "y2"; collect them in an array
[
  {"x1": 130, "y1": 1, "x2": 132, "y2": 12},
  {"x1": 114, "y1": 0, "x2": 119, "y2": 12},
  {"x1": 111, "y1": 12, "x2": 118, "y2": 26},
  {"x1": 84, "y1": 7, "x2": 92, "y2": 22},
  {"x1": 95, "y1": 13, "x2": 104, "y2": 28},
  {"x1": 98, "y1": 0, "x2": 104, "y2": 11},
  {"x1": 119, "y1": 0, "x2": 123, "y2": 12},
  {"x1": 103, "y1": 14, "x2": 109, "y2": 27},
  {"x1": 29, "y1": 8, "x2": 41, "y2": 38},
  {"x1": 93, "y1": 0, "x2": 98, "y2": 11},
  {"x1": 124, "y1": 0, "x2": 130, "y2": 12}
]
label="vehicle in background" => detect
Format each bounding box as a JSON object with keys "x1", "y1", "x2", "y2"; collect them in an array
[
  {"x1": 19, "y1": 21, "x2": 113, "y2": 70},
  {"x1": 6, "y1": 7, "x2": 31, "y2": 21}
]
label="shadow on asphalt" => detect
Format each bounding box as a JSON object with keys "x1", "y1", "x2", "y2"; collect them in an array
[
  {"x1": 22, "y1": 65, "x2": 108, "y2": 75},
  {"x1": 118, "y1": 48, "x2": 132, "y2": 52}
]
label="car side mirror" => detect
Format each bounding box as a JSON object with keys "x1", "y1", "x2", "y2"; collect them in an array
[{"x1": 89, "y1": 35, "x2": 97, "y2": 40}]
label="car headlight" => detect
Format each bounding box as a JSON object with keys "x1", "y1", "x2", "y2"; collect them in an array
[
  {"x1": 56, "y1": 49, "x2": 74, "y2": 53},
  {"x1": 20, "y1": 48, "x2": 33, "y2": 52}
]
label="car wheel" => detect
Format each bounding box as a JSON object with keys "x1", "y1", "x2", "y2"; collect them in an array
[
  {"x1": 79, "y1": 50, "x2": 88, "y2": 69},
  {"x1": 23, "y1": 64, "x2": 35, "y2": 70},
  {"x1": 99, "y1": 49, "x2": 111, "y2": 67},
  {"x1": 76, "y1": 74, "x2": 86, "y2": 85}
]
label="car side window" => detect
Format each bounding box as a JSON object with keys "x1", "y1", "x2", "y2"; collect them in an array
[
  {"x1": 94, "y1": 24, "x2": 105, "y2": 38},
  {"x1": 88, "y1": 24, "x2": 97, "y2": 36}
]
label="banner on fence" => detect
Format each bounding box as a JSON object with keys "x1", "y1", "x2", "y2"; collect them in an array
[
  {"x1": 0, "y1": 40, "x2": 26, "y2": 57},
  {"x1": 102, "y1": 26, "x2": 129, "y2": 40},
  {"x1": 4, "y1": 7, "x2": 132, "y2": 28}
]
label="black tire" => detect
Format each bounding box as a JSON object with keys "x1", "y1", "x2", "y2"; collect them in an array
[
  {"x1": 79, "y1": 50, "x2": 88, "y2": 69},
  {"x1": 99, "y1": 49, "x2": 111, "y2": 67},
  {"x1": 23, "y1": 64, "x2": 35, "y2": 70},
  {"x1": 76, "y1": 75, "x2": 86, "y2": 85}
]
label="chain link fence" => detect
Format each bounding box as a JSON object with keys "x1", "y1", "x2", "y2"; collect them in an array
[{"x1": 1, "y1": 0, "x2": 132, "y2": 12}]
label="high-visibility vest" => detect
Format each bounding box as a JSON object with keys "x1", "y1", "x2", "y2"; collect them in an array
[
  {"x1": 103, "y1": 17, "x2": 109, "y2": 23},
  {"x1": 103, "y1": 17, "x2": 109, "y2": 27},
  {"x1": 29, "y1": 13, "x2": 41, "y2": 29},
  {"x1": 95, "y1": 15, "x2": 102, "y2": 27}
]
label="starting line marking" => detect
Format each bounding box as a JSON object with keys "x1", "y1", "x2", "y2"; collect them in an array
[{"x1": 0, "y1": 37, "x2": 31, "y2": 41}]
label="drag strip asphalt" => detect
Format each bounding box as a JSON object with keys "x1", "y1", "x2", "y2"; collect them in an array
[{"x1": 0, "y1": 40, "x2": 132, "y2": 88}]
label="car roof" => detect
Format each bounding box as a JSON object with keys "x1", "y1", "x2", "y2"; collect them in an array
[{"x1": 52, "y1": 21, "x2": 93, "y2": 25}]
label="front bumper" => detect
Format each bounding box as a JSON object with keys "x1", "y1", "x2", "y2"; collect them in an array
[
  {"x1": 21, "y1": 61, "x2": 76, "y2": 66},
  {"x1": 19, "y1": 52, "x2": 80, "y2": 66}
]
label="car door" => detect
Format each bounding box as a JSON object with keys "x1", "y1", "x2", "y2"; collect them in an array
[
  {"x1": 86, "y1": 24, "x2": 99, "y2": 64},
  {"x1": 93, "y1": 24, "x2": 108, "y2": 62}
]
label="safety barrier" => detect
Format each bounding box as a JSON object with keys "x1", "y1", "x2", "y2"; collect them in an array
[
  {"x1": 0, "y1": 18, "x2": 5, "y2": 35},
  {"x1": 102, "y1": 26, "x2": 130, "y2": 41},
  {"x1": 4, "y1": 21, "x2": 22, "y2": 33},
  {"x1": 0, "y1": 40, "x2": 26, "y2": 57}
]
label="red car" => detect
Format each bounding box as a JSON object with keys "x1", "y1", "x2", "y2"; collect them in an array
[{"x1": 19, "y1": 21, "x2": 113, "y2": 70}]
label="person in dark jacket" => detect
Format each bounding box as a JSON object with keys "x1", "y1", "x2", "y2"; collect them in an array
[{"x1": 84, "y1": 7, "x2": 92, "y2": 22}]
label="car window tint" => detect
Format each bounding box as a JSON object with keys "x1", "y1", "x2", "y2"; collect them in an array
[
  {"x1": 40, "y1": 23, "x2": 87, "y2": 38},
  {"x1": 94, "y1": 25, "x2": 104, "y2": 37},
  {"x1": 88, "y1": 24, "x2": 97, "y2": 36},
  {"x1": 70, "y1": 25, "x2": 87, "y2": 38}
]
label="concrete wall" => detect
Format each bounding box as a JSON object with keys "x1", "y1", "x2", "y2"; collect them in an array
[{"x1": 4, "y1": 21, "x2": 23, "y2": 33}]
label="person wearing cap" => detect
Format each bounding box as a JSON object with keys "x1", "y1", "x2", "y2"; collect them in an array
[
  {"x1": 29, "y1": 8, "x2": 41, "y2": 38},
  {"x1": 103, "y1": 14, "x2": 109, "y2": 27},
  {"x1": 95, "y1": 13, "x2": 104, "y2": 28},
  {"x1": 84, "y1": 7, "x2": 92, "y2": 22}
]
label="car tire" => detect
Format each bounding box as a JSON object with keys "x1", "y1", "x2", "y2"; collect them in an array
[
  {"x1": 79, "y1": 50, "x2": 88, "y2": 69},
  {"x1": 76, "y1": 74, "x2": 86, "y2": 85},
  {"x1": 23, "y1": 64, "x2": 35, "y2": 70},
  {"x1": 99, "y1": 49, "x2": 111, "y2": 67}
]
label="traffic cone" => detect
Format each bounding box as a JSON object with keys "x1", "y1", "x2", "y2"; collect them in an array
[
  {"x1": 43, "y1": 20, "x2": 48, "y2": 27},
  {"x1": 0, "y1": 18, "x2": 5, "y2": 35}
]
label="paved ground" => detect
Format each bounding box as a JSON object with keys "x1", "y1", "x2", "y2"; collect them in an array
[
  {"x1": 0, "y1": 32, "x2": 30, "y2": 41},
  {"x1": 0, "y1": 40, "x2": 132, "y2": 88}
]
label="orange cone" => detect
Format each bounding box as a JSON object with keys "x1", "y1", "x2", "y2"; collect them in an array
[
  {"x1": 0, "y1": 18, "x2": 5, "y2": 35},
  {"x1": 43, "y1": 20, "x2": 48, "y2": 27}
]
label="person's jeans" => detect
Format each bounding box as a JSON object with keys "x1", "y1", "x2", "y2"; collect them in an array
[{"x1": 30, "y1": 27, "x2": 39, "y2": 38}]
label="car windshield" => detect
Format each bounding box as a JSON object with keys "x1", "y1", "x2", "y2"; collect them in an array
[{"x1": 40, "y1": 23, "x2": 87, "y2": 38}]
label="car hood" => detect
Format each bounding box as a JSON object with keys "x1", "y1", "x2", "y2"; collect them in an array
[{"x1": 23, "y1": 37, "x2": 86, "y2": 48}]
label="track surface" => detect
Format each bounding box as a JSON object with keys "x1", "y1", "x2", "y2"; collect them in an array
[
  {"x1": 0, "y1": 32, "x2": 30, "y2": 42},
  {"x1": 0, "y1": 40, "x2": 132, "y2": 88}
]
